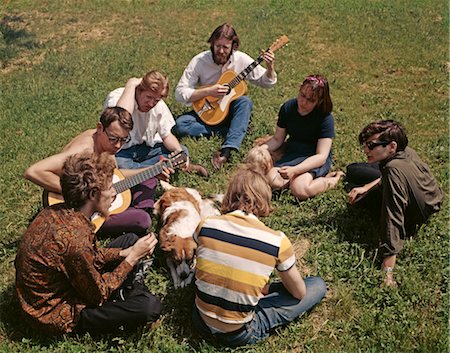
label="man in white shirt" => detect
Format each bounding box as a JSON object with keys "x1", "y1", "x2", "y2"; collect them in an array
[
  {"x1": 104, "y1": 71, "x2": 208, "y2": 177},
  {"x1": 173, "y1": 23, "x2": 277, "y2": 169}
]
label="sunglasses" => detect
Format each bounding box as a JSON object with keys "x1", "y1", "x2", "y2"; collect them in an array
[{"x1": 364, "y1": 140, "x2": 390, "y2": 150}]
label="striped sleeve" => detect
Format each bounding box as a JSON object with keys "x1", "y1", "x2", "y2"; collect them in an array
[{"x1": 276, "y1": 232, "x2": 296, "y2": 272}]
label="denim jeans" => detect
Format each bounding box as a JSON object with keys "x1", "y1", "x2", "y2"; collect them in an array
[
  {"x1": 192, "y1": 276, "x2": 327, "y2": 347},
  {"x1": 115, "y1": 142, "x2": 189, "y2": 169},
  {"x1": 172, "y1": 96, "x2": 253, "y2": 151}
]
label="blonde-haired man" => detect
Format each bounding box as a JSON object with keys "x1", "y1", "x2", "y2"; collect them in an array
[{"x1": 104, "y1": 70, "x2": 208, "y2": 176}]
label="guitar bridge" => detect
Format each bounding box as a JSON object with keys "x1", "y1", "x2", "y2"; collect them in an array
[{"x1": 197, "y1": 99, "x2": 214, "y2": 117}]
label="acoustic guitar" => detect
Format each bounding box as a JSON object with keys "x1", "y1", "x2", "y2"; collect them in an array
[
  {"x1": 193, "y1": 35, "x2": 289, "y2": 126},
  {"x1": 43, "y1": 151, "x2": 187, "y2": 232}
]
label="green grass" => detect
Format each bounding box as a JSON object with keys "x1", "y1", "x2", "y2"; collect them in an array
[{"x1": 0, "y1": 0, "x2": 448, "y2": 352}]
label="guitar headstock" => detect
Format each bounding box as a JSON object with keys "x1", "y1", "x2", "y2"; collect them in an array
[
  {"x1": 268, "y1": 35, "x2": 289, "y2": 52},
  {"x1": 163, "y1": 150, "x2": 188, "y2": 169}
]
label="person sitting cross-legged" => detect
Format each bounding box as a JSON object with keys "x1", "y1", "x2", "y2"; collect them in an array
[
  {"x1": 192, "y1": 166, "x2": 327, "y2": 346},
  {"x1": 15, "y1": 152, "x2": 162, "y2": 335}
]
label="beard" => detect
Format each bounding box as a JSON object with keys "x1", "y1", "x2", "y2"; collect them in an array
[{"x1": 211, "y1": 47, "x2": 232, "y2": 65}]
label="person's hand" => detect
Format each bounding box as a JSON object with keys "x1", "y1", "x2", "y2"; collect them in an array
[
  {"x1": 208, "y1": 84, "x2": 230, "y2": 98},
  {"x1": 125, "y1": 233, "x2": 158, "y2": 266},
  {"x1": 278, "y1": 166, "x2": 297, "y2": 180},
  {"x1": 348, "y1": 186, "x2": 367, "y2": 204},
  {"x1": 261, "y1": 49, "x2": 275, "y2": 70},
  {"x1": 126, "y1": 77, "x2": 142, "y2": 88},
  {"x1": 156, "y1": 165, "x2": 174, "y2": 182},
  {"x1": 260, "y1": 283, "x2": 271, "y2": 297}
]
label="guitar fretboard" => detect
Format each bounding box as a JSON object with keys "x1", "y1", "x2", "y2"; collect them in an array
[
  {"x1": 228, "y1": 56, "x2": 264, "y2": 89},
  {"x1": 113, "y1": 163, "x2": 165, "y2": 194}
]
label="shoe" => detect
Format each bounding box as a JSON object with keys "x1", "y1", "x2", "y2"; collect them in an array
[
  {"x1": 185, "y1": 163, "x2": 209, "y2": 178},
  {"x1": 211, "y1": 151, "x2": 228, "y2": 170},
  {"x1": 133, "y1": 258, "x2": 153, "y2": 286}
]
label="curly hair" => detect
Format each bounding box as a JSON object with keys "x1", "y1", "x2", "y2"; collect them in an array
[
  {"x1": 300, "y1": 74, "x2": 333, "y2": 116},
  {"x1": 221, "y1": 166, "x2": 273, "y2": 217},
  {"x1": 138, "y1": 70, "x2": 169, "y2": 98},
  {"x1": 60, "y1": 152, "x2": 116, "y2": 209},
  {"x1": 358, "y1": 119, "x2": 408, "y2": 151},
  {"x1": 100, "y1": 106, "x2": 133, "y2": 131}
]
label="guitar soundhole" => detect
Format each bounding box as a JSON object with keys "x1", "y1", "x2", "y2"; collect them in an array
[{"x1": 225, "y1": 84, "x2": 231, "y2": 95}]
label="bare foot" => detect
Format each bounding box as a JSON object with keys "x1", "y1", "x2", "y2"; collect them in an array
[
  {"x1": 325, "y1": 170, "x2": 345, "y2": 189},
  {"x1": 382, "y1": 272, "x2": 398, "y2": 288}
]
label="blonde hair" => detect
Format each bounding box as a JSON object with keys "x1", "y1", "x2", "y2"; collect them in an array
[
  {"x1": 138, "y1": 70, "x2": 169, "y2": 97},
  {"x1": 221, "y1": 166, "x2": 273, "y2": 217},
  {"x1": 244, "y1": 146, "x2": 273, "y2": 175}
]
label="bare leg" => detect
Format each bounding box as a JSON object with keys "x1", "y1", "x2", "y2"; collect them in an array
[{"x1": 290, "y1": 171, "x2": 345, "y2": 201}]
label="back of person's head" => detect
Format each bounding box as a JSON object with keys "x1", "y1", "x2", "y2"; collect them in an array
[
  {"x1": 300, "y1": 75, "x2": 333, "y2": 116},
  {"x1": 60, "y1": 152, "x2": 116, "y2": 209},
  {"x1": 100, "y1": 106, "x2": 133, "y2": 131},
  {"x1": 221, "y1": 166, "x2": 273, "y2": 217},
  {"x1": 358, "y1": 119, "x2": 408, "y2": 151},
  {"x1": 208, "y1": 23, "x2": 240, "y2": 51},
  {"x1": 138, "y1": 70, "x2": 169, "y2": 98},
  {"x1": 244, "y1": 146, "x2": 273, "y2": 175}
]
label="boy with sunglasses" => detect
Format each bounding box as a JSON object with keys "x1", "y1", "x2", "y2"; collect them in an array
[{"x1": 346, "y1": 120, "x2": 442, "y2": 287}]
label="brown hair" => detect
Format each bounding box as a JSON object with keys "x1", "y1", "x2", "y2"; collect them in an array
[
  {"x1": 358, "y1": 119, "x2": 408, "y2": 151},
  {"x1": 244, "y1": 146, "x2": 273, "y2": 175},
  {"x1": 300, "y1": 74, "x2": 333, "y2": 116},
  {"x1": 208, "y1": 23, "x2": 240, "y2": 51},
  {"x1": 100, "y1": 106, "x2": 133, "y2": 131},
  {"x1": 137, "y1": 70, "x2": 169, "y2": 98},
  {"x1": 60, "y1": 152, "x2": 116, "y2": 209},
  {"x1": 221, "y1": 166, "x2": 273, "y2": 217}
]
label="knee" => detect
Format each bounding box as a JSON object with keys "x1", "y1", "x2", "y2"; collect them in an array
[
  {"x1": 307, "y1": 277, "x2": 327, "y2": 299},
  {"x1": 237, "y1": 96, "x2": 253, "y2": 108},
  {"x1": 290, "y1": 185, "x2": 310, "y2": 201},
  {"x1": 141, "y1": 294, "x2": 163, "y2": 323}
]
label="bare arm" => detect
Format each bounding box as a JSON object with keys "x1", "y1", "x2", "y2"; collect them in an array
[
  {"x1": 162, "y1": 133, "x2": 183, "y2": 152},
  {"x1": 262, "y1": 126, "x2": 287, "y2": 151},
  {"x1": 24, "y1": 151, "x2": 74, "y2": 193},
  {"x1": 278, "y1": 265, "x2": 306, "y2": 300},
  {"x1": 278, "y1": 138, "x2": 332, "y2": 180},
  {"x1": 116, "y1": 77, "x2": 141, "y2": 113},
  {"x1": 348, "y1": 177, "x2": 381, "y2": 204}
]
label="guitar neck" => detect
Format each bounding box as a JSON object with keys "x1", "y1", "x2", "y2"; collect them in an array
[
  {"x1": 228, "y1": 56, "x2": 264, "y2": 89},
  {"x1": 114, "y1": 164, "x2": 163, "y2": 194}
]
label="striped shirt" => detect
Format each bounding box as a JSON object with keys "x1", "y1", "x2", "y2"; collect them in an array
[{"x1": 194, "y1": 210, "x2": 296, "y2": 332}]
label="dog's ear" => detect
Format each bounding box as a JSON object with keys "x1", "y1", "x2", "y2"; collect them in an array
[
  {"x1": 159, "y1": 227, "x2": 175, "y2": 252},
  {"x1": 183, "y1": 238, "x2": 197, "y2": 262},
  {"x1": 153, "y1": 199, "x2": 161, "y2": 216}
]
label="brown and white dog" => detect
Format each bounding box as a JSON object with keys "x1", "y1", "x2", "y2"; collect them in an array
[{"x1": 154, "y1": 182, "x2": 222, "y2": 288}]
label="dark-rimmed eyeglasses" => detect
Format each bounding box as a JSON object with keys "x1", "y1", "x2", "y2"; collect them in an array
[
  {"x1": 364, "y1": 140, "x2": 390, "y2": 150},
  {"x1": 103, "y1": 128, "x2": 130, "y2": 145}
]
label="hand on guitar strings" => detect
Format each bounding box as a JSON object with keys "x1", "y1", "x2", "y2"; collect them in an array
[
  {"x1": 208, "y1": 83, "x2": 230, "y2": 98},
  {"x1": 156, "y1": 165, "x2": 174, "y2": 182}
]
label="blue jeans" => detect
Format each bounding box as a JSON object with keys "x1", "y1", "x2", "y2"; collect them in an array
[
  {"x1": 192, "y1": 276, "x2": 327, "y2": 347},
  {"x1": 172, "y1": 96, "x2": 253, "y2": 151},
  {"x1": 115, "y1": 142, "x2": 189, "y2": 169}
]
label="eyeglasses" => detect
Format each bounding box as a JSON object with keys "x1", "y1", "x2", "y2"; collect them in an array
[
  {"x1": 103, "y1": 128, "x2": 130, "y2": 145},
  {"x1": 364, "y1": 140, "x2": 390, "y2": 150}
]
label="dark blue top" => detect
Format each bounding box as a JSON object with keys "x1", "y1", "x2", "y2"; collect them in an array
[{"x1": 277, "y1": 98, "x2": 335, "y2": 144}]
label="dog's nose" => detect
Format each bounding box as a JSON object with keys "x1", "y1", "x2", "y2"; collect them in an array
[{"x1": 176, "y1": 260, "x2": 191, "y2": 279}]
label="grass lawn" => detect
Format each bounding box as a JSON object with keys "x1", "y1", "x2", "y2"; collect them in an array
[{"x1": 0, "y1": 1, "x2": 448, "y2": 352}]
